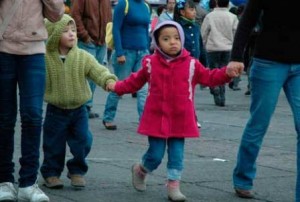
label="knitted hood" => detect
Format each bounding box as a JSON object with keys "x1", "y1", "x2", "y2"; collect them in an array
[
  {"x1": 45, "y1": 14, "x2": 77, "y2": 52},
  {"x1": 152, "y1": 20, "x2": 185, "y2": 59}
]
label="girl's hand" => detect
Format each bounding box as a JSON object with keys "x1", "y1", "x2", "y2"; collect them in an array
[
  {"x1": 226, "y1": 61, "x2": 244, "y2": 77},
  {"x1": 117, "y1": 56, "x2": 126, "y2": 65}
]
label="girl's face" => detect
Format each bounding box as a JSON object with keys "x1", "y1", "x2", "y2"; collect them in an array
[
  {"x1": 180, "y1": 6, "x2": 196, "y2": 20},
  {"x1": 158, "y1": 27, "x2": 181, "y2": 57},
  {"x1": 59, "y1": 23, "x2": 77, "y2": 53}
]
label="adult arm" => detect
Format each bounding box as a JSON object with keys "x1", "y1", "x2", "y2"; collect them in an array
[
  {"x1": 230, "y1": 0, "x2": 262, "y2": 62},
  {"x1": 42, "y1": 0, "x2": 65, "y2": 22}
]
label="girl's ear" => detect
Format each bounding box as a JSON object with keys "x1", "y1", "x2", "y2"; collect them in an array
[{"x1": 179, "y1": 9, "x2": 185, "y2": 17}]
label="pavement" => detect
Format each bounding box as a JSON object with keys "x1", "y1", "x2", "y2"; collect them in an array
[{"x1": 12, "y1": 73, "x2": 296, "y2": 202}]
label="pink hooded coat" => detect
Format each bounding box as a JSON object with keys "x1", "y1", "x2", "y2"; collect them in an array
[{"x1": 114, "y1": 21, "x2": 231, "y2": 139}]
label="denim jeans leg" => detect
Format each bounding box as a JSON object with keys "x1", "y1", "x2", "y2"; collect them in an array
[
  {"x1": 142, "y1": 137, "x2": 166, "y2": 172},
  {"x1": 0, "y1": 52, "x2": 18, "y2": 183},
  {"x1": 233, "y1": 58, "x2": 288, "y2": 190},
  {"x1": 103, "y1": 50, "x2": 140, "y2": 122},
  {"x1": 167, "y1": 138, "x2": 184, "y2": 181},
  {"x1": 18, "y1": 54, "x2": 46, "y2": 187},
  {"x1": 282, "y1": 63, "x2": 300, "y2": 201},
  {"x1": 67, "y1": 106, "x2": 92, "y2": 175},
  {"x1": 41, "y1": 104, "x2": 69, "y2": 179}
]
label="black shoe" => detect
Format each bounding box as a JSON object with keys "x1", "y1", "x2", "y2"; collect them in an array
[
  {"x1": 235, "y1": 189, "x2": 254, "y2": 199},
  {"x1": 245, "y1": 90, "x2": 251, "y2": 95},
  {"x1": 88, "y1": 111, "x2": 99, "y2": 119},
  {"x1": 102, "y1": 120, "x2": 117, "y2": 130}
]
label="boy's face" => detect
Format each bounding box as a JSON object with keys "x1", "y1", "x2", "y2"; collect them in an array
[
  {"x1": 59, "y1": 23, "x2": 77, "y2": 52},
  {"x1": 158, "y1": 27, "x2": 181, "y2": 57}
]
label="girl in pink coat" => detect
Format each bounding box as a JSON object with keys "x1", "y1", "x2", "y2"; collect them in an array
[{"x1": 107, "y1": 20, "x2": 242, "y2": 202}]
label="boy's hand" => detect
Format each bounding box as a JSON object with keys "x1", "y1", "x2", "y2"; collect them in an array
[
  {"x1": 106, "y1": 82, "x2": 116, "y2": 92},
  {"x1": 226, "y1": 61, "x2": 244, "y2": 77}
]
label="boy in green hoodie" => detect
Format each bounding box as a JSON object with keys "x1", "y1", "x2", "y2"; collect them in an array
[{"x1": 40, "y1": 14, "x2": 117, "y2": 190}]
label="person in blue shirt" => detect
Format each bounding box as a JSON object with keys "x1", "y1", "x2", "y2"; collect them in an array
[{"x1": 102, "y1": 0, "x2": 151, "y2": 130}]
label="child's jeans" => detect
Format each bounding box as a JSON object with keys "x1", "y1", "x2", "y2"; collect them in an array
[
  {"x1": 40, "y1": 104, "x2": 93, "y2": 178},
  {"x1": 142, "y1": 137, "x2": 185, "y2": 181}
]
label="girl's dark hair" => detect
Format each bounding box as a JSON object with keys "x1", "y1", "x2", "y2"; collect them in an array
[
  {"x1": 154, "y1": 24, "x2": 177, "y2": 46},
  {"x1": 173, "y1": 0, "x2": 196, "y2": 22}
]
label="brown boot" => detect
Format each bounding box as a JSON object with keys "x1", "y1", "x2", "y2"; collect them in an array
[
  {"x1": 43, "y1": 176, "x2": 63, "y2": 189},
  {"x1": 131, "y1": 163, "x2": 147, "y2": 192},
  {"x1": 67, "y1": 173, "x2": 86, "y2": 189},
  {"x1": 167, "y1": 180, "x2": 186, "y2": 202}
]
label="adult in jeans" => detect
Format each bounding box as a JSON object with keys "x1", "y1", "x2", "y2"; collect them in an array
[
  {"x1": 227, "y1": 0, "x2": 300, "y2": 200},
  {"x1": 102, "y1": 0, "x2": 150, "y2": 130},
  {"x1": 0, "y1": 0, "x2": 64, "y2": 201},
  {"x1": 71, "y1": 0, "x2": 112, "y2": 118}
]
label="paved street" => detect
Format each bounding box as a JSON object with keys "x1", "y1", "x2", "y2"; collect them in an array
[{"x1": 13, "y1": 73, "x2": 296, "y2": 202}]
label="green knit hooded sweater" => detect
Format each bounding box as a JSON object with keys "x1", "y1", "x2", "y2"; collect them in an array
[{"x1": 45, "y1": 14, "x2": 117, "y2": 109}]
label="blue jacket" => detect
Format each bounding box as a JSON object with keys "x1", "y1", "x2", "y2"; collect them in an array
[{"x1": 178, "y1": 17, "x2": 207, "y2": 66}]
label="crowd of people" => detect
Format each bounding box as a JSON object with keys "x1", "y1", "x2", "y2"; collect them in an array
[{"x1": 0, "y1": 0, "x2": 299, "y2": 202}]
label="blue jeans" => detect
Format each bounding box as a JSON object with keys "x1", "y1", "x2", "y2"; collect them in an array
[
  {"x1": 142, "y1": 137, "x2": 185, "y2": 180},
  {"x1": 78, "y1": 40, "x2": 107, "y2": 108},
  {"x1": 41, "y1": 104, "x2": 92, "y2": 178},
  {"x1": 233, "y1": 58, "x2": 300, "y2": 201},
  {"x1": 0, "y1": 52, "x2": 45, "y2": 187},
  {"x1": 103, "y1": 49, "x2": 148, "y2": 122}
]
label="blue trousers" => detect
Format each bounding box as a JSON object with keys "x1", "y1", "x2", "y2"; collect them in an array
[
  {"x1": 41, "y1": 104, "x2": 92, "y2": 178},
  {"x1": 142, "y1": 137, "x2": 185, "y2": 180},
  {"x1": 0, "y1": 52, "x2": 45, "y2": 187},
  {"x1": 233, "y1": 58, "x2": 300, "y2": 201}
]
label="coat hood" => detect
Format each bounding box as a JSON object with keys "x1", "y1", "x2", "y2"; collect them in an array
[
  {"x1": 152, "y1": 20, "x2": 185, "y2": 59},
  {"x1": 45, "y1": 14, "x2": 77, "y2": 52}
]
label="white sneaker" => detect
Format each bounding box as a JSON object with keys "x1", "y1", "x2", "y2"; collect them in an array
[
  {"x1": 197, "y1": 122, "x2": 201, "y2": 128},
  {"x1": 18, "y1": 184, "x2": 49, "y2": 202},
  {"x1": 0, "y1": 182, "x2": 17, "y2": 201}
]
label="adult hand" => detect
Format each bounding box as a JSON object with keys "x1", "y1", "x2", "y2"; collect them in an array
[
  {"x1": 117, "y1": 56, "x2": 126, "y2": 65},
  {"x1": 226, "y1": 61, "x2": 244, "y2": 77},
  {"x1": 85, "y1": 37, "x2": 94, "y2": 44}
]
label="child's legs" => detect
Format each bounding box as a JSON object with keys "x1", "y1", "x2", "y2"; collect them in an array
[
  {"x1": 67, "y1": 106, "x2": 92, "y2": 175},
  {"x1": 167, "y1": 138, "x2": 185, "y2": 181},
  {"x1": 142, "y1": 137, "x2": 166, "y2": 172},
  {"x1": 40, "y1": 104, "x2": 70, "y2": 178}
]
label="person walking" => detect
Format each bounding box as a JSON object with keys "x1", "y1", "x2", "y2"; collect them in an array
[
  {"x1": 40, "y1": 14, "x2": 117, "y2": 190},
  {"x1": 0, "y1": 1, "x2": 64, "y2": 201},
  {"x1": 102, "y1": 0, "x2": 151, "y2": 130},
  {"x1": 107, "y1": 20, "x2": 242, "y2": 202},
  {"x1": 201, "y1": 0, "x2": 238, "y2": 106},
  {"x1": 71, "y1": 0, "x2": 112, "y2": 118},
  {"x1": 227, "y1": 0, "x2": 300, "y2": 200}
]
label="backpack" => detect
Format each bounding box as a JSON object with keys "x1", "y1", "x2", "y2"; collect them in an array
[
  {"x1": 105, "y1": 0, "x2": 149, "y2": 50},
  {"x1": 105, "y1": 0, "x2": 129, "y2": 50}
]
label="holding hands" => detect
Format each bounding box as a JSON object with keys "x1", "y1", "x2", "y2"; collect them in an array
[
  {"x1": 226, "y1": 61, "x2": 244, "y2": 78},
  {"x1": 106, "y1": 82, "x2": 116, "y2": 92}
]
